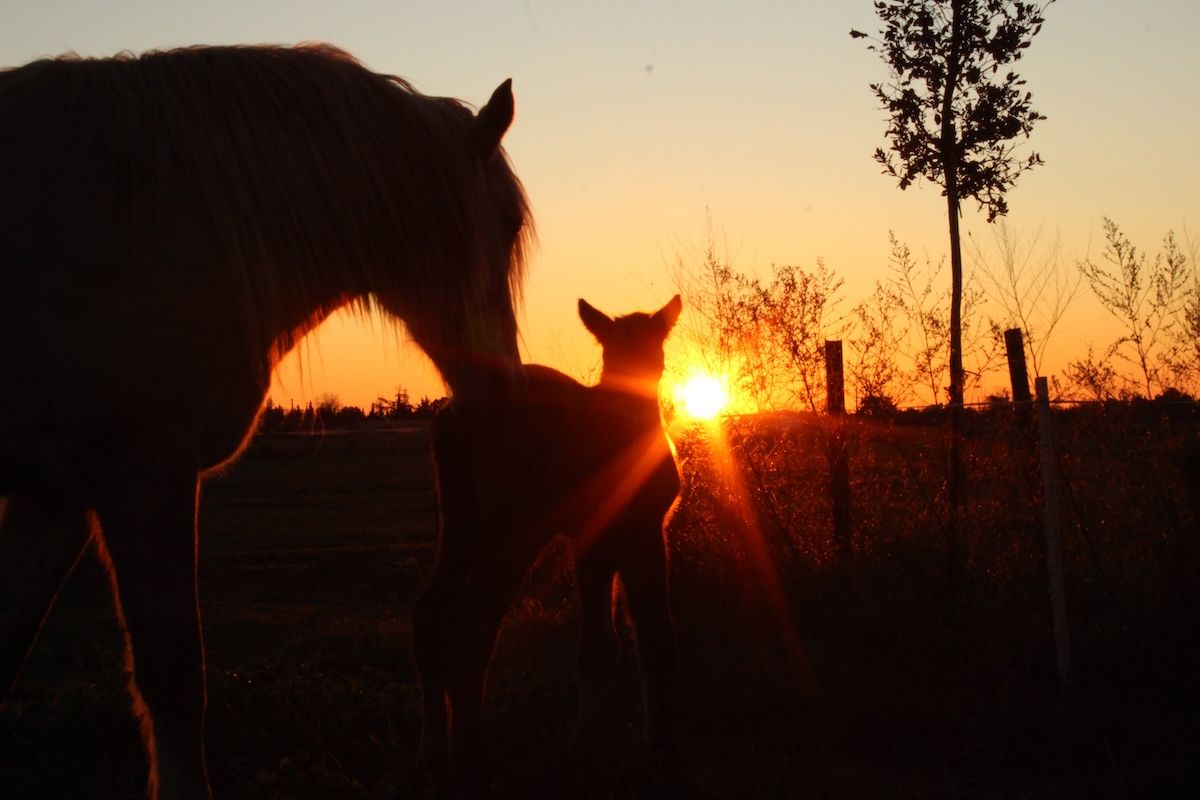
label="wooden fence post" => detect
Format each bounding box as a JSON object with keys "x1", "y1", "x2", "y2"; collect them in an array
[
  {"x1": 1036, "y1": 376, "x2": 1073, "y2": 692},
  {"x1": 1004, "y1": 328, "x2": 1032, "y2": 411},
  {"x1": 824, "y1": 341, "x2": 852, "y2": 562}
]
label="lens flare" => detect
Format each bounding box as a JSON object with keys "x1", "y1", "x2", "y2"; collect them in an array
[{"x1": 674, "y1": 373, "x2": 729, "y2": 421}]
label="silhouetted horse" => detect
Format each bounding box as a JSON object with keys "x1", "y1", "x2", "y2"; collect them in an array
[
  {"x1": 0, "y1": 44, "x2": 532, "y2": 800},
  {"x1": 415, "y1": 296, "x2": 684, "y2": 794}
]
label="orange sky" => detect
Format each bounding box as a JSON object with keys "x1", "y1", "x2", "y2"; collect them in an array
[{"x1": 4, "y1": 1, "x2": 1196, "y2": 408}]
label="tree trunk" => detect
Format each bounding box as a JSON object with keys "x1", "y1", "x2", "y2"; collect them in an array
[
  {"x1": 947, "y1": 197, "x2": 964, "y2": 408},
  {"x1": 944, "y1": 0, "x2": 966, "y2": 411},
  {"x1": 942, "y1": 0, "x2": 967, "y2": 586},
  {"x1": 945, "y1": 190, "x2": 967, "y2": 586}
]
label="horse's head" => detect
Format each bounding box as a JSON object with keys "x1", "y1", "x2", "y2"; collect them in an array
[
  {"x1": 579, "y1": 295, "x2": 683, "y2": 397},
  {"x1": 379, "y1": 79, "x2": 533, "y2": 408},
  {"x1": 460, "y1": 79, "x2": 532, "y2": 403}
]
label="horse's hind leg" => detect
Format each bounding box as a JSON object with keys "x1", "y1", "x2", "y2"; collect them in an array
[
  {"x1": 94, "y1": 469, "x2": 211, "y2": 800},
  {"x1": 0, "y1": 494, "x2": 92, "y2": 703}
]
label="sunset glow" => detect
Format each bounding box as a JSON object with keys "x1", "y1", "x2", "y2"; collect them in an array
[
  {"x1": 673, "y1": 372, "x2": 729, "y2": 421},
  {"x1": 5, "y1": 3, "x2": 1193, "y2": 410}
]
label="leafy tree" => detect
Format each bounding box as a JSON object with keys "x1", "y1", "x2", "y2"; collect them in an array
[
  {"x1": 970, "y1": 221, "x2": 1080, "y2": 380},
  {"x1": 886, "y1": 233, "x2": 949, "y2": 404},
  {"x1": 856, "y1": 392, "x2": 901, "y2": 417},
  {"x1": 750, "y1": 260, "x2": 848, "y2": 412},
  {"x1": 1078, "y1": 218, "x2": 1190, "y2": 398},
  {"x1": 882, "y1": 232, "x2": 998, "y2": 405},
  {"x1": 334, "y1": 405, "x2": 367, "y2": 428},
  {"x1": 391, "y1": 387, "x2": 414, "y2": 418},
  {"x1": 667, "y1": 213, "x2": 763, "y2": 407},
  {"x1": 414, "y1": 396, "x2": 449, "y2": 417},
  {"x1": 259, "y1": 397, "x2": 286, "y2": 432},
  {"x1": 370, "y1": 387, "x2": 416, "y2": 419},
  {"x1": 281, "y1": 405, "x2": 303, "y2": 431},
  {"x1": 853, "y1": 1, "x2": 1052, "y2": 581},
  {"x1": 314, "y1": 393, "x2": 342, "y2": 427},
  {"x1": 1064, "y1": 344, "x2": 1120, "y2": 401},
  {"x1": 853, "y1": 0, "x2": 1053, "y2": 408},
  {"x1": 1165, "y1": 226, "x2": 1200, "y2": 391},
  {"x1": 669, "y1": 216, "x2": 846, "y2": 413},
  {"x1": 848, "y1": 277, "x2": 907, "y2": 410}
]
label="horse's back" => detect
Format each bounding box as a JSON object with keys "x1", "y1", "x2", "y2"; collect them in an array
[
  {"x1": 0, "y1": 46, "x2": 447, "y2": 487},
  {"x1": 0, "y1": 46, "x2": 417, "y2": 275}
]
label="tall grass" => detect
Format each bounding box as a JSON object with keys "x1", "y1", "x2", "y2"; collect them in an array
[{"x1": 2, "y1": 412, "x2": 1199, "y2": 798}]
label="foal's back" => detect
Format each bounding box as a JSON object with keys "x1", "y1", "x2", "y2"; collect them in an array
[
  {"x1": 434, "y1": 361, "x2": 677, "y2": 543},
  {"x1": 526, "y1": 361, "x2": 673, "y2": 481}
]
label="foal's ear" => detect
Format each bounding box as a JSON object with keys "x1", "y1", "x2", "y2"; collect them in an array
[
  {"x1": 655, "y1": 294, "x2": 683, "y2": 333},
  {"x1": 578, "y1": 299, "x2": 613, "y2": 342},
  {"x1": 474, "y1": 78, "x2": 515, "y2": 158}
]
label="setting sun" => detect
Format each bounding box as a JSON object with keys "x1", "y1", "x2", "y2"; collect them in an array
[{"x1": 674, "y1": 372, "x2": 730, "y2": 421}]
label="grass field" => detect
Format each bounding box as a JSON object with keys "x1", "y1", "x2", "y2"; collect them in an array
[{"x1": 2, "y1": 414, "x2": 1199, "y2": 798}]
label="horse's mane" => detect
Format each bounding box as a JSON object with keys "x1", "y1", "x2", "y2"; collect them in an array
[{"x1": 0, "y1": 43, "x2": 532, "y2": 363}]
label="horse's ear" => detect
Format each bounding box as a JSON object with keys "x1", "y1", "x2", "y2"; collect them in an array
[
  {"x1": 578, "y1": 299, "x2": 612, "y2": 342},
  {"x1": 474, "y1": 79, "x2": 514, "y2": 158},
  {"x1": 656, "y1": 294, "x2": 683, "y2": 333}
]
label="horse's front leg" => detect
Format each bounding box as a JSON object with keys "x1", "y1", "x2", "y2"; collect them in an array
[
  {"x1": 416, "y1": 414, "x2": 480, "y2": 784},
  {"x1": 441, "y1": 555, "x2": 532, "y2": 798},
  {"x1": 95, "y1": 466, "x2": 211, "y2": 800},
  {"x1": 412, "y1": 574, "x2": 453, "y2": 782},
  {"x1": 0, "y1": 493, "x2": 92, "y2": 703}
]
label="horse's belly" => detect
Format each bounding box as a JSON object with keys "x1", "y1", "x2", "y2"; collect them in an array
[{"x1": 0, "y1": 327, "x2": 268, "y2": 495}]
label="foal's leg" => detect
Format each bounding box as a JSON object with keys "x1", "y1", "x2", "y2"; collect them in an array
[
  {"x1": 573, "y1": 546, "x2": 619, "y2": 733},
  {"x1": 0, "y1": 494, "x2": 92, "y2": 703},
  {"x1": 615, "y1": 520, "x2": 677, "y2": 759},
  {"x1": 94, "y1": 469, "x2": 211, "y2": 800}
]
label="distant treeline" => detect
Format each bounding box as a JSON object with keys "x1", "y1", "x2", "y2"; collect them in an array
[{"x1": 259, "y1": 389, "x2": 447, "y2": 433}]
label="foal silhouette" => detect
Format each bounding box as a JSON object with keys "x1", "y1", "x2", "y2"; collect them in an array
[{"x1": 414, "y1": 295, "x2": 684, "y2": 793}]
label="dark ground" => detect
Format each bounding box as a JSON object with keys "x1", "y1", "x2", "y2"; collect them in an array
[{"x1": 2, "y1": 419, "x2": 1198, "y2": 799}]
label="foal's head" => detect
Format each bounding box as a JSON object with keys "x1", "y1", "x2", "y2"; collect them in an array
[{"x1": 579, "y1": 295, "x2": 682, "y2": 397}]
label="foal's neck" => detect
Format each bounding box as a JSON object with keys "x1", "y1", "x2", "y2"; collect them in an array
[
  {"x1": 598, "y1": 370, "x2": 657, "y2": 393},
  {"x1": 595, "y1": 372, "x2": 664, "y2": 414}
]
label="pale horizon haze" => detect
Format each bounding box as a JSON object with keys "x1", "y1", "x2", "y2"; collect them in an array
[{"x1": 3, "y1": 1, "x2": 1196, "y2": 409}]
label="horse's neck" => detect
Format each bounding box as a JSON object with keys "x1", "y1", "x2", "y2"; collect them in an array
[{"x1": 268, "y1": 288, "x2": 358, "y2": 365}]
